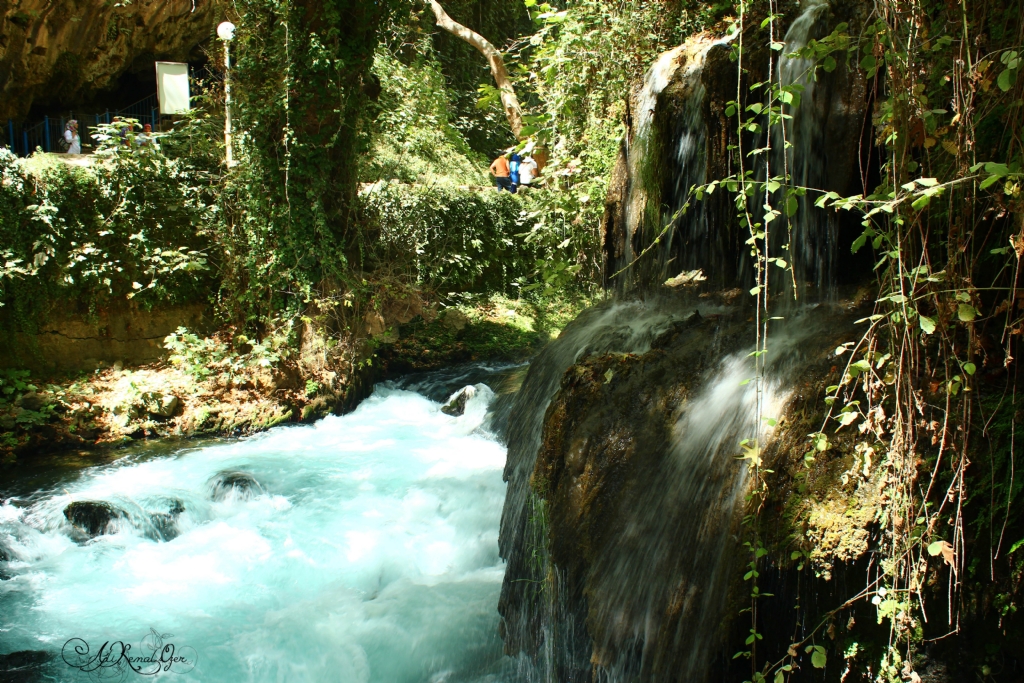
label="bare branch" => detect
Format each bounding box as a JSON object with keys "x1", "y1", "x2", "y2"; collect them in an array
[{"x1": 427, "y1": 0, "x2": 524, "y2": 139}]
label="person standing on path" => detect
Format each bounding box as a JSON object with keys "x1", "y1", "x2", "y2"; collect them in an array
[
  {"x1": 63, "y1": 120, "x2": 81, "y2": 154},
  {"x1": 518, "y1": 155, "x2": 538, "y2": 189},
  {"x1": 489, "y1": 153, "x2": 513, "y2": 192},
  {"x1": 509, "y1": 153, "x2": 521, "y2": 192}
]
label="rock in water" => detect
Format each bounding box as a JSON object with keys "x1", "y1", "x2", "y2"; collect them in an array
[
  {"x1": 208, "y1": 471, "x2": 264, "y2": 501},
  {"x1": 0, "y1": 650, "x2": 53, "y2": 680},
  {"x1": 63, "y1": 501, "x2": 121, "y2": 537},
  {"x1": 441, "y1": 385, "x2": 476, "y2": 417},
  {"x1": 149, "y1": 499, "x2": 186, "y2": 541}
]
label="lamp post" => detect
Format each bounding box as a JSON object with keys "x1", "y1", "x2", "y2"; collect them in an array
[{"x1": 217, "y1": 21, "x2": 236, "y2": 167}]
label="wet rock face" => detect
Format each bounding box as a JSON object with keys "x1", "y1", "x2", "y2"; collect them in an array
[
  {"x1": 0, "y1": 649, "x2": 53, "y2": 681},
  {"x1": 63, "y1": 500, "x2": 121, "y2": 537},
  {"x1": 498, "y1": 293, "x2": 867, "y2": 682},
  {"x1": 602, "y1": 4, "x2": 870, "y2": 295},
  {"x1": 0, "y1": 0, "x2": 221, "y2": 121},
  {"x1": 508, "y1": 311, "x2": 752, "y2": 682}
]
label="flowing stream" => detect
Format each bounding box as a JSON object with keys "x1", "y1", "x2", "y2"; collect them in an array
[{"x1": 0, "y1": 367, "x2": 520, "y2": 683}]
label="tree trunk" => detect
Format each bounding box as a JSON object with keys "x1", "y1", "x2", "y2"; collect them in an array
[{"x1": 427, "y1": 0, "x2": 524, "y2": 140}]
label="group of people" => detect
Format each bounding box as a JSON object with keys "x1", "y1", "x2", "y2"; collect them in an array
[
  {"x1": 489, "y1": 150, "x2": 540, "y2": 193},
  {"x1": 61, "y1": 118, "x2": 159, "y2": 155}
]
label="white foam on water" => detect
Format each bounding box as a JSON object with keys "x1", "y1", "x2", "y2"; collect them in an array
[{"x1": 0, "y1": 384, "x2": 509, "y2": 682}]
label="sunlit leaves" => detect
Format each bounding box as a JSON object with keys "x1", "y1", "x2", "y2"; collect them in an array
[
  {"x1": 957, "y1": 303, "x2": 978, "y2": 321},
  {"x1": 997, "y1": 50, "x2": 1019, "y2": 91},
  {"x1": 805, "y1": 645, "x2": 827, "y2": 669}
]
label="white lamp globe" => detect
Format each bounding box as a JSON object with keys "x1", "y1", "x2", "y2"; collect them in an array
[{"x1": 217, "y1": 22, "x2": 236, "y2": 41}]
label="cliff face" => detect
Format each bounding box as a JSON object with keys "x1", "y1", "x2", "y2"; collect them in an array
[
  {"x1": 497, "y1": 290, "x2": 867, "y2": 682},
  {"x1": 601, "y1": 1, "x2": 870, "y2": 296},
  {"x1": 0, "y1": 0, "x2": 221, "y2": 121}
]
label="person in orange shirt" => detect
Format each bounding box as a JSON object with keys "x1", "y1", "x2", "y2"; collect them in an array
[{"x1": 489, "y1": 154, "x2": 514, "y2": 192}]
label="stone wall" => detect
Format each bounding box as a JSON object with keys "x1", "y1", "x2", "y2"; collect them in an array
[{"x1": 1, "y1": 303, "x2": 211, "y2": 373}]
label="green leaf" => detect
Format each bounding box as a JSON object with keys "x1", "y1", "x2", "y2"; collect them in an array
[
  {"x1": 958, "y1": 304, "x2": 978, "y2": 322},
  {"x1": 927, "y1": 541, "x2": 945, "y2": 556},
  {"x1": 911, "y1": 195, "x2": 931, "y2": 210},
  {"x1": 811, "y1": 649, "x2": 827, "y2": 669},
  {"x1": 860, "y1": 54, "x2": 877, "y2": 70},
  {"x1": 998, "y1": 67, "x2": 1017, "y2": 92},
  {"x1": 919, "y1": 315, "x2": 936, "y2": 334},
  {"x1": 786, "y1": 196, "x2": 799, "y2": 217},
  {"x1": 823, "y1": 55, "x2": 837, "y2": 72},
  {"x1": 980, "y1": 174, "x2": 1002, "y2": 189},
  {"x1": 963, "y1": 362, "x2": 976, "y2": 376}
]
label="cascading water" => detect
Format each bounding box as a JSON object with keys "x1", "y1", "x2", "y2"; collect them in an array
[
  {"x1": 775, "y1": 0, "x2": 840, "y2": 294},
  {"x1": 615, "y1": 40, "x2": 717, "y2": 293},
  {"x1": 0, "y1": 367, "x2": 521, "y2": 682},
  {"x1": 495, "y1": 291, "x2": 852, "y2": 682}
]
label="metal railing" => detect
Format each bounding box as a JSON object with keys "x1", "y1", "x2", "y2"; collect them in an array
[{"x1": 4, "y1": 93, "x2": 162, "y2": 157}]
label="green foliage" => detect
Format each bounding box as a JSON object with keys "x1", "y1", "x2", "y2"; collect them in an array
[
  {"x1": 362, "y1": 46, "x2": 486, "y2": 185},
  {"x1": 357, "y1": 182, "x2": 538, "y2": 294},
  {"x1": 227, "y1": 0, "x2": 398, "y2": 322},
  {"x1": 0, "y1": 143, "x2": 216, "y2": 329},
  {"x1": 163, "y1": 321, "x2": 295, "y2": 383},
  {"x1": 0, "y1": 369, "x2": 60, "y2": 447},
  {"x1": 383, "y1": 311, "x2": 542, "y2": 372},
  {"x1": 405, "y1": 0, "x2": 533, "y2": 156},
  {"x1": 164, "y1": 328, "x2": 241, "y2": 381}
]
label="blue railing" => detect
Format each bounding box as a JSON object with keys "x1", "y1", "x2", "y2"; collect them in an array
[{"x1": 4, "y1": 93, "x2": 162, "y2": 157}]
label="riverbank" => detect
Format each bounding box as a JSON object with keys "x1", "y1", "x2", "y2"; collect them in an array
[{"x1": 0, "y1": 296, "x2": 583, "y2": 465}]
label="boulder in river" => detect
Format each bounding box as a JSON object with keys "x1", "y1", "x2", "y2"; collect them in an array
[
  {"x1": 208, "y1": 471, "x2": 264, "y2": 501},
  {"x1": 149, "y1": 499, "x2": 186, "y2": 541},
  {"x1": 0, "y1": 650, "x2": 53, "y2": 681},
  {"x1": 441, "y1": 385, "x2": 476, "y2": 417},
  {"x1": 63, "y1": 501, "x2": 122, "y2": 537}
]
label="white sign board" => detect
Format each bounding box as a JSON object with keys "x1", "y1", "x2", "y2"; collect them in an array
[{"x1": 156, "y1": 62, "x2": 190, "y2": 114}]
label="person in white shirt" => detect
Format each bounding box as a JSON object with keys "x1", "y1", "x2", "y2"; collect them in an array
[
  {"x1": 64, "y1": 120, "x2": 81, "y2": 154},
  {"x1": 519, "y1": 155, "x2": 539, "y2": 188}
]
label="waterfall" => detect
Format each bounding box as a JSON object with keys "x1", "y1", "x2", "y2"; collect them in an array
[
  {"x1": 615, "y1": 40, "x2": 716, "y2": 293},
  {"x1": 501, "y1": 8, "x2": 865, "y2": 674},
  {"x1": 496, "y1": 292, "x2": 845, "y2": 682},
  {"x1": 611, "y1": 0, "x2": 860, "y2": 298},
  {"x1": 775, "y1": 0, "x2": 839, "y2": 294}
]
